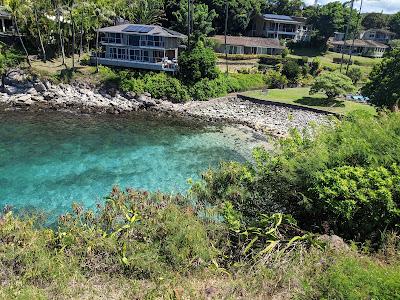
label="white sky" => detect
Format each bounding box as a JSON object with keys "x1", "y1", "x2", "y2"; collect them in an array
[{"x1": 304, "y1": 0, "x2": 400, "y2": 14}]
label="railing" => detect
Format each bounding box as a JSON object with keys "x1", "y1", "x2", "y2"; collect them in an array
[
  {"x1": 101, "y1": 37, "x2": 122, "y2": 44},
  {"x1": 94, "y1": 52, "x2": 178, "y2": 69}
]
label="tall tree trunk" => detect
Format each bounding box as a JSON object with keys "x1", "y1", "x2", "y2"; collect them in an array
[
  {"x1": 70, "y1": 9, "x2": 75, "y2": 69},
  {"x1": 57, "y1": 9, "x2": 66, "y2": 67},
  {"x1": 79, "y1": 10, "x2": 84, "y2": 61},
  {"x1": 34, "y1": 7, "x2": 47, "y2": 62},
  {"x1": 13, "y1": 16, "x2": 31, "y2": 67},
  {"x1": 95, "y1": 21, "x2": 100, "y2": 73}
]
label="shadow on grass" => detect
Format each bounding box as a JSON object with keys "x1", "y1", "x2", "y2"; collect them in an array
[{"x1": 294, "y1": 96, "x2": 345, "y2": 108}]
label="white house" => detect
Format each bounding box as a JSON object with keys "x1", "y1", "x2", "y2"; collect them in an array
[
  {"x1": 91, "y1": 24, "x2": 186, "y2": 72},
  {"x1": 251, "y1": 14, "x2": 311, "y2": 42},
  {"x1": 360, "y1": 28, "x2": 396, "y2": 44}
]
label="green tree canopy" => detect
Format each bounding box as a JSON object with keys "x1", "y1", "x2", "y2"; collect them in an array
[
  {"x1": 310, "y1": 71, "x2": 355, "y2": 100},
  {"x1": 304, "y1": 1, "x2": 359, "y2": 41},
  {"x1": 172, "y1": 1, "x2": 217, "y2": 43},
  {"x1": 362, "y1": 49, "x2": 400, "y2": 111},
  {"x1": 361, "y1": 12, "x2": 389, "y2": 30},
  {"x1": 178, "y1": 41, "x2": 218, "y2": 84},
  {"x1": 265, "y1": 0, "x2": 305, "y2": 16},
  {"x1": 389, "y1": 12, "x2": 400, "y2": 37}
]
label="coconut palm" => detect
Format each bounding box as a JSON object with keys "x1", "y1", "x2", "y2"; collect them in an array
[{"x1": 7, "y1": 0, "x2": 31, "y2": 67}]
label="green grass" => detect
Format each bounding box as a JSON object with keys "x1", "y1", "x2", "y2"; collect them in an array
[
  {"x1": 288, "y1": 49, "x2": 381, "y2": 79},
  {"x1": 243, "y1": 87, "x2": 377, "y2": 115}
]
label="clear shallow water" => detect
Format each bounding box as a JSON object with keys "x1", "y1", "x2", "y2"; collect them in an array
[{"x1": 0, "y1": 111, "x2": 268, "y2": 217}]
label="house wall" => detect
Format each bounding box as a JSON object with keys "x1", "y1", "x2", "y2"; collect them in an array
[
  {"x1": 331, "y1": 44, "x2": 386, "y2": 58},
  {"x1": 217, "y1": 44, "x2": 282, "y2": 55},
  {"x1": 252, "y1": 15, "x2": 310, "y2": 42}
]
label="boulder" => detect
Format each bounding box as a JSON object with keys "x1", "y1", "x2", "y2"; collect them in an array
[
  {"x1": 144, "y1": 92, "x2": 152, "y2": 97},
  {"x1": 319, "y1": 234, "x2": 349, "y2": 251},
  {"x1": 4, "y1": 85, "x2": 20, "y2": 95},
  {"x1": 34, "y1": 82, "x2": 47, "y2": 93},
  {"x1": 44, "y1": 80, "x2": 52, "y2": 90},
  {"x1": 26, "y1": 88, "x2": 38, "y2": 95}
]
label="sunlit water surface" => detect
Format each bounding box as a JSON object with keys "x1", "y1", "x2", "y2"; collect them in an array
[{"x1": 0, "y1": 110, "x2": 269, "y2": 217}]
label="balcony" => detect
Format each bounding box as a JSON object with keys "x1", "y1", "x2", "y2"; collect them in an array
[
  {"x1": 91, "y1": 52, "x2": 178, "y2": 72},
  {"x1": 101, "y1": 37, "x2": 122, "y2": 44}
]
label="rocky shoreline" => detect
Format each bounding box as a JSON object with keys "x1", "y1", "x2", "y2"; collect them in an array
[{"x1": 0, "y1": 70, "x2": 331, "y2": 137}]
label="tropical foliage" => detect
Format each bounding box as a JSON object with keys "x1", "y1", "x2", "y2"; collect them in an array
[{"x1": 310, "y1": 71, "x2": 355, "y2": 100}]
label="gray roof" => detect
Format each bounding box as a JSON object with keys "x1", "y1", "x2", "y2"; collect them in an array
[
  {"x1": 98, "y1": 24, "x2": 186, "y2": 39},
  {"x1": 213, "y1": 35, "x2": 285, "y2": 49},
  {"x1": 262, "y1": 14, "x2": 305, "y2": 24},
  {"x1": 331, "y1": 39, "x2": 389, "y2": 49}
]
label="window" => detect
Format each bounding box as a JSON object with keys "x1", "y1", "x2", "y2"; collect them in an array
[
  {"x1": 129, "y1": 35, "x2": 140, "y2": 46},
  {"x1": 153, "y1": 50, "x2": 164, "y2": 63},
  {"x1": 117, "y1": 48, "x2": 126, "y2": 60},
  {"x1": 129, "y1": 49, "x2": 141, "y2": 61},
  {"x1": 108, "y1": 47, "x2": 117, "y2": 59},
  {"x1": 142, "y1": 50, "x2": 149, "y2": 62}
]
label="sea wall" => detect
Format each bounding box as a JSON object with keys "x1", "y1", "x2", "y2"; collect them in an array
[{"x1": 0, "y1": 69, "x2": 331, "y2": 137}]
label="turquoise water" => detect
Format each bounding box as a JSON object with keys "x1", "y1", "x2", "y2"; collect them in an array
[{"x1": 0, "y1": 110, "x2": 267, "y2": 217}]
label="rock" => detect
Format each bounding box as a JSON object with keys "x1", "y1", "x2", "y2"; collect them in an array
[
  {"x1": 125, "y1": 91, "x2": 136, "y2": 100},
  {"x1": 43, "y1": 92, "x2": 56, "y2": 101},
  {"x1": 26, "y1": 88, "x2": 38, "y2": 95},
  {"x1": 144, "y1": 92, "x2": 151, "y2": 97},
  {"x1": 319, "y1": 234, "x2": 349, "y2": 251},
  {"x1": 34, "y1": 82, "x2": 47, "y2": 93},
  {"x1": 4, "y1": 85, "x2": 20, "y2": 95},
  {"x1": 44, "y1": 80, "x2": 52, "y2": 90}
]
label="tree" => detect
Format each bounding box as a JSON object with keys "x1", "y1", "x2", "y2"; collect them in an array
[
  {"x1": 281, "y1": 60, "x2": 300, "y2": 84},
  {"x1": 7, "y1": 0, "x2": 31, "y2": 67},
  {"x1": 204, "y1": 0, "x2": 265, "y2": 35},
  {"x1": 310, "y1": 71, "x2": 355, "y2": 100},
  {"x1": 265, "y1": 0, "x2": 305, "y2": 16},
  {"x1": 304, "y1": 1, "x2": 359, "y2": 41},
  {"x1": 389, "y1": 12, "x2": 400, "y2": 37},
  {"x1": 362, "y1": 49, "x2": 400, "y2": 111},
  {"x1": 172, "y1": 1, "x2": 217, "y2": 43},
  {"x1": 361, "y1": 13, "x2": 389, "y2": 30},
  {"x1": 178, "y1": 41, "x2": 218, "y2": 84},
  {"x1": 346, "y1": 67, "x2": 362, "y2": 85}
]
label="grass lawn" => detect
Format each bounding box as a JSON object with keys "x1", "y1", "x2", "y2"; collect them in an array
[
  {"x1": 243, "y1": 87, "x2": 377, "y2": 115},
  {"x1": 288, "y1": 49, "x2": 381, "y2": 78}
]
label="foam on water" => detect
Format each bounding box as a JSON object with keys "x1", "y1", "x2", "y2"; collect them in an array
[{"x1": 0, "y1": 111, "x2": 269, "y2": 217}]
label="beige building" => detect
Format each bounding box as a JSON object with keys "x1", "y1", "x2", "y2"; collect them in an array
[
  {"x1": 330, "y1": 39, "x2": 389, "y2": 58},
  {"x1": 251, "y1": 14, "x2": 311, "y2": 42},
  {"x1": 213, "y1": 35, "x2": 285, "y2": 55},
  {"x1": 360, "y1": 29, "x2": 396, "y2": 44}
]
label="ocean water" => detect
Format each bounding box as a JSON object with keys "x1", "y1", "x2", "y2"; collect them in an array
[{"x1": 0, "y1": 110, "x2": 268, "y2": 217}]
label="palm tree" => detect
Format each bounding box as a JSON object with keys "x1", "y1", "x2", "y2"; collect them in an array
[
  {"x1": 8, "y1": 0, "x2": 31, "y2": 67},
  {"x1": 94, "y1": 6, "x2": 115, "y2": 73},
  {"x1": 53, "y1": 0, "x2": 66, "y2": 66},
  {"x1": 32, "y1": 1, "x2": 47, "y2": 62}
]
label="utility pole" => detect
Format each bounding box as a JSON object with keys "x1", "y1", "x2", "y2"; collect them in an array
[
  {"x1": 346, "y1": 0, "x2": 363, "y2": 75},
  {"x1": 224, "y1": 0, "x2": 229, "y2": 75},
  {"x1": 340, "y1": 0, "x2": 355, "y2": 73}
]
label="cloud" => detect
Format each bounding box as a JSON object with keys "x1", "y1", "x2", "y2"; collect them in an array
[{"x1": 304, "y1": 0, "x2": 400, "y2": 14}]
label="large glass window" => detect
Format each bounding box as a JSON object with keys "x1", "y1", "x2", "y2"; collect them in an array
[
  {"x1": 129, "y1": 35, "x2": 140, "y2": 46},
  {"x1": 129, "y1": 49, "x2": 141, "y2": 61}
]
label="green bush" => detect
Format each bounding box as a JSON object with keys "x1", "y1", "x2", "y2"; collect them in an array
[
  {"x1": 191, "y1": 112, "x2": 400, "y2": 243},
  {"x1": 282, "y1": 60, "x2": 301, "y2": 84},
  {"x1": 264, "y1": 69, "x2": 288, "y2": 88},
  {"x1": 311, "y1": 165, "x2": 400, "y2": 239},
  {"x1": 143, "y1": 73, "x2": 189, "y2": 102}
]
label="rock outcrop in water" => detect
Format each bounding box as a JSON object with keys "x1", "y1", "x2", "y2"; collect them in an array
[{"x1": 0, "y1": 69, "x2": 331, "y2": 137}]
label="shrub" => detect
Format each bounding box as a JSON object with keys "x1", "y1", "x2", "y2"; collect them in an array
[
  {"x1": 189, "y1": 77, "x2": 229, "y2": 100},
  {"x1": 265, "y1": 69, "x2": 288, "y2": 89},
  {"x1": 192, "y1": 112, "x2": 400, "y2": 243},
  {"x1": 310, "y1": 57, "x2": 321, "y2": 75},
  {"x1": 310, "y1": 71, "x2": 355, "y2": 99},
  {"x1": 346, "y1": 66, "x2": 362, "y2": 84},
  {"x1": 333, "y1": 57, "x2": 353, "y2": 65},
  {"x1": 311, "y1": 165, "x2": 400, "y2": 240},
  {"x1": 143, "y1": 73, "x2": 189, "y2": 102},
  {"x1": 282, "y1": 60, "x2": 301, "y2": 84},
  {"x1": 281, "y1": 48, "x2": 290, "y2": 58}
]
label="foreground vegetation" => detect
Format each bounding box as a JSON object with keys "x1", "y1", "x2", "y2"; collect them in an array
[{"x1": 1, "y1": 112, "x2": 400, "y2": 299}]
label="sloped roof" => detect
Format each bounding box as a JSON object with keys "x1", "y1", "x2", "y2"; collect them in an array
[
  {"x1": 331, "y1": 39, "x2": 389, "y2": 49},
  {"x1": 98, "y1": 24, "x2": 186, "y2": 39},
  {"x1": 213, "y1": 35, "x2": 285, "y2": 49},
  {"x1": 363, "y1": 28, "x2": 396, "y2": 36},
  {"x1": 262, "y1": 14, "x2": 305, "y2": 24}
]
